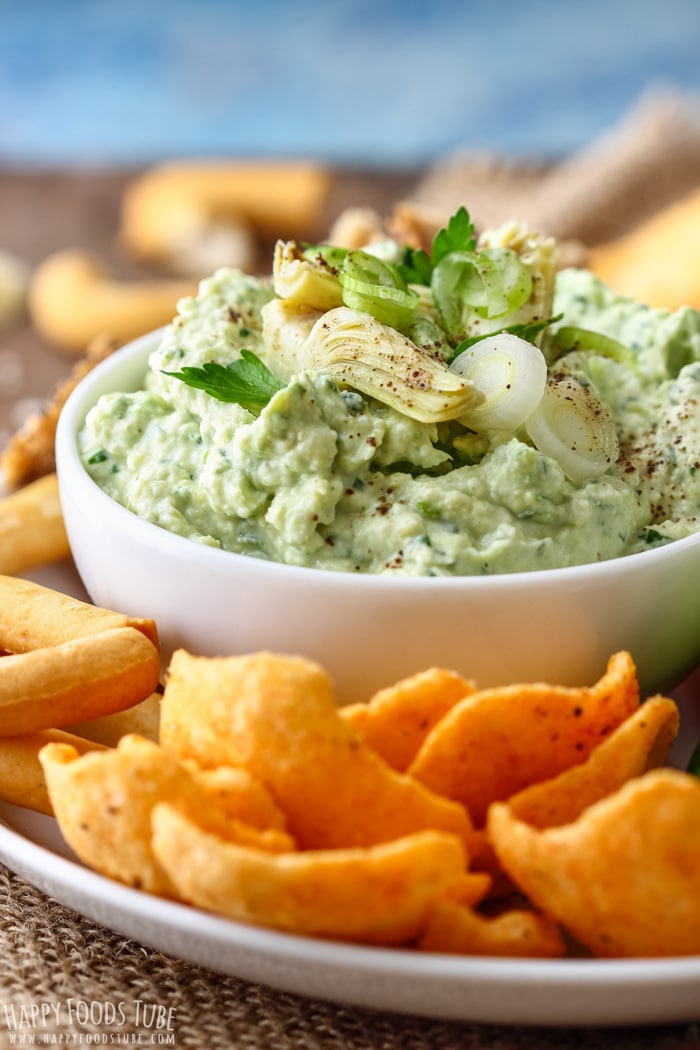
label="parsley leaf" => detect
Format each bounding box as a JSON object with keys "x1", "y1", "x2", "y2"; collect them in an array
[
  {"x1": 431, "y1": 206, "x2": 476, "y2": 265},
  {"x1": 396, "y1": 246, "x2": 434, "y2": 286},
  {"x1": 395, "y1": 207, "x2": 477, "y2": 286},
  {"x1": 163, "y1": 350, "x2": 285, "y2": 416},
  {"x1": 448, "y1": 314, "x2": 564, "y2": 360},
  {"x1": 643, "y1": 528, "x2": 670, "y2": 546}
]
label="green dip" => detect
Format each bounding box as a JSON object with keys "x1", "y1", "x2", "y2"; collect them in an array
[{"x1": 79, "y1": 248, "x2": 700, "y2": 576}]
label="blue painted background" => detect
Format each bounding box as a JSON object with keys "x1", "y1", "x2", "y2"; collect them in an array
[{"x1": 2, "y1": 0, "x2": 700, "y2": 166}]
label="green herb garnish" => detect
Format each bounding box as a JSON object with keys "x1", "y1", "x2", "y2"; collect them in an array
[
  {"x1": 163, "y1": 350, "x2": 285, "y2": 416},
  {"x1": 432, "y1": 205, "x2": 477, "y2": 263},
  {"x1": 643, "y1": 528, "x2": 669, "y2": 545},
  {"x1": 448, "y1": 315, "x2": 564, "y2": 359},
  {"x1": 687, "y1": 741, "x2": 700, "y2": 777},
  {"x1": 397, "y1": 205, "x2": 476, "y2": 286},
  {"x1": 87, "y1": 450, "x2": 109, "y2": 464}
]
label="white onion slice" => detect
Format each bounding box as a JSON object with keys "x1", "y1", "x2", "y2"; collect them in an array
[
  {"x1": 525, "y1": 377, "x2": 619, "y2": 483},
  {"x1": 451, "y1": 333, "x2": 547, "y2": 431}
]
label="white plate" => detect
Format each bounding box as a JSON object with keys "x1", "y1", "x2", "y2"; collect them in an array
[{"x1": 2, "y1": 561, "x2": 700, "y2": 1027}]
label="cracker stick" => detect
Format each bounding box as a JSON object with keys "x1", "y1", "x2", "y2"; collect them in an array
[
  {"x1": 0, "y1": 626, "x2": 160, "y2": 736},
  {"x1": 0, "y1": 728, "x2": 105, "y2": 815},
  {"x1": 0, "y1": 574, "x2": 158, "y2": 652},
  {"x1": 28, "y1": 250, "x2": 196, "y2": 355},
  {"x1": 66, "y1": 690, "x2": 161, "y2": 746},
  {"x1": 120, "y1": 161, "x2": 331, "y2": 270},
  {"x1": 1, "y1": 335, "x2": 119, "y2": 491},
  {"x1": 0, "y1": 473, "x2": 70, "y2": 575}
]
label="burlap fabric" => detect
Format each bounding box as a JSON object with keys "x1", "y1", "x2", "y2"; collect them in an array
[
  {"x1": 0, "y1": 864, "x2": 697, "y2": 1049},
  {"x1": 410, "y1": 87, "x2": 700, "y2": 247}
]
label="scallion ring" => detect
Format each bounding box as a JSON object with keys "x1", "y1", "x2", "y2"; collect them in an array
[
  {"x1": 451, "y1": 333, "x2": 547, "y2": 432},
  {"x1": 338, "y1": 250, "x2": 418, "y2": 328},
  {"x1": 525, "y1": 377, "x2": 619, "y2": 483},
  {"x1": 553, "y1": 325, "x2": 636, "y2": 368}
]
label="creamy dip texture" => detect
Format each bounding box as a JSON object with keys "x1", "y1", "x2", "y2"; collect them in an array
[{"x1": 79, "y1": 223, "x2": 700, "y2": 576}]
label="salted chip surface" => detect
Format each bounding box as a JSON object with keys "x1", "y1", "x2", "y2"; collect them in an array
[
  {"x1": 186, "y1": 764, "x2": 289, "y2": 832},
  {"x1": 40, "y1": 734, "x2": 293, "y2": 896},
  {"x1": 160, "y1": 650, "x2": 475, "y2": 851},
  {"x1": 340, "y1": 667, "x2": 474, "y2": 772},
  {"x1": 417, "y1": 899, "x2": 565, "y2": 958},
  {"x1": 151, "y1": 803, "x2": 467, "y2": 945},
  {"x1": 488, "y1": 768, "x2": 700, "y2": 957},
  {"x1": 409, "y1": 651, "x2": 639, "y2": 825},
  {"x1": 507, "y1": 694, "x2": 679, "y2": 828}
]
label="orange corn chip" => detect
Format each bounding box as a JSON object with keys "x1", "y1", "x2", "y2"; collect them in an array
[
  {"x1": 417, "y1": 899, "x2": 565, "y2": 958},
  {"x1": 409, "y1": 651, "x2": 639, "y2": 825},
  {"x1": 488, "y1": 769, "x2": 700, "y2": 957},
  {"x1": 160, "y1": 650, "x2": 476, "y2": 852},
  {"x1": 340, "y1": 667, "x2": 474, "y2": 772},
  {"x1": 40, "y1": 735, "x2": 294, "y2": 896},
  {"x1": 186, "y1": 764, "x2": 289, "y2": 832},
  {"x1": 507, "y1": 695, "x2": 679, "y2": 828},
  {"x1": 152, "y1": 803, "x2": 467, "y2": 945}
]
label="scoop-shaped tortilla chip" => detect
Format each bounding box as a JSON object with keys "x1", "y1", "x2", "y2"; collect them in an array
[
  {"x1": 151, "y1": 802, "x2": 467, "y2": 945},
  {"x1": 186, "y1": 763, "x2": 289, "y2": 832},
  {"x1": 417, "y1": 899, "x2": 565, "y2": 958},
  {"x1": 488, "y1": 768, "x2": 700, "y2": 957},
  {"x1": 340, "y1": 667, "x2": 474, "y2": 772},
  {"x1": 507, "y1": 695, "x2": 679, "y2": 828},
  {"x1": 160, "y1": 650, "x2": 475, "y2": 852},
  {"x1": 409, "y1": 651, "x2": 639, "y2": 825},
  {"x1": 40, "y1": 735, "x2": 294, "y2": 896}
]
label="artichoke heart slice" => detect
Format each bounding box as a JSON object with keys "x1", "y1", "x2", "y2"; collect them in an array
[
  {"x1": 272, "y1": 239, "x2": 344, "y2": 311},
  {"x1": 303, "y1": 307, "x2": 482, "y2": 423},
  {"x1": 261, "y1": 297, "x2": 322, "y2": 381}
]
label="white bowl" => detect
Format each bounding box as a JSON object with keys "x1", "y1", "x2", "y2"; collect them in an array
[{"x1": 56, "y1": 331, "x2": 700, "y2": 702}]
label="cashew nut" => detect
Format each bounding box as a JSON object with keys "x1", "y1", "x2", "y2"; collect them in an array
[{"x1": 28, "y1": 250, "x2": 196, "y2": 355}]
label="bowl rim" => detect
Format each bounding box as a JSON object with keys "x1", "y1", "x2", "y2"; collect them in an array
[{"x1": 56, "y1": 328, "x2": 700, "y2": 590}]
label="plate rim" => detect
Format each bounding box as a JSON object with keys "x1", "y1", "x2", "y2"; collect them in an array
[{"x1": 1, "y1": 799, "x2": 700, "y2": 1028}]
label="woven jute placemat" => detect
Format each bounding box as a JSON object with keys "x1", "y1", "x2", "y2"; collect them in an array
[{"x1": 0, "y1": 865, "x2": 698, "y2": 1050}]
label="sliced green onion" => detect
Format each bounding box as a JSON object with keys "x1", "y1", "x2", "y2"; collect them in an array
[
  {"x1": 553, "y1": 326, "x2": 636, "y2": 368},
  {"x1": 338, "y1": 249, "x2": 418, "y2": 328},
  {"x1": 431, "y1": 251, "x2": 485, "y2": 335},
  {"x1": 431, "y1": 248, "x2": 532, "y2": 337},
  {"x1": 302, "y1": 244, "x2": 348, "y2": 271},
  {"x1": 525, "y1": 377, "x2": 619, "y2": 483},
  {"x1": 687, "y1": 741, "x2": 700, "y2": 777},
  {"x1": 449, "y1": 313, "x2": 563, "y2": 357},
  {"x1": 451, "y1": 333, "x2": 547, "y2": 432},
  {"x1": 478, "y1": 248, "x2": 532, "y2": 316}
]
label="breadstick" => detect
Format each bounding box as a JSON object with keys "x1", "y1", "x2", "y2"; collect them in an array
[
  {"x1": 0, "y1": 626, "x2": 160, "y2": 735},
  {"x1": 0, "y1": 473, "x2": 70, "y2": 574},
  {"x1": 0, "y1": 728, "x2": 105, "y2": 815},
  {"x1": 0, "y1": 574, "x2": 158, "y2": 652},
  {"x1": 120, "y1": 161, "x2": 331, "y2": 268},
  {"x1": 28, "y1": 249, "x2": 196, "y2": 355},
  {"x1": 66, "y1": 690, "x2": 161, "y2": 746},
  {"x1": 589, "y1": 186, "x2": 700, "y2": 310},
  {"x1": 1, "y1": 335, "x2": 119, "y2": 491}
]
